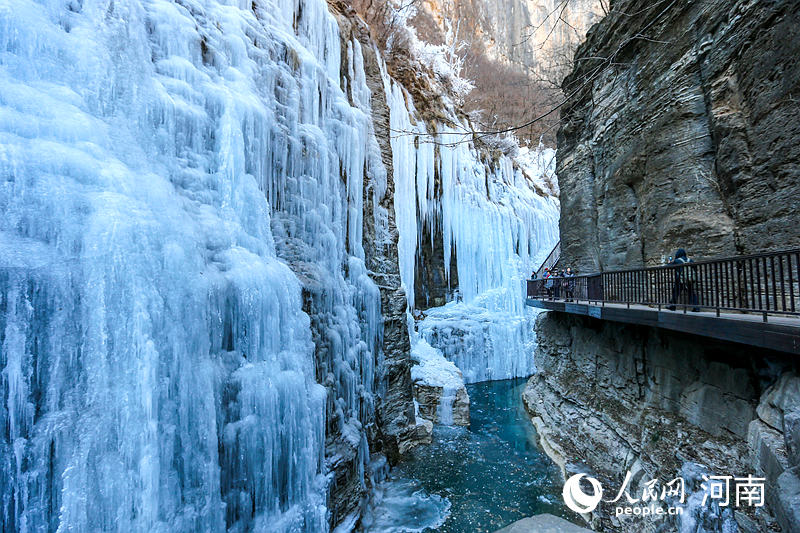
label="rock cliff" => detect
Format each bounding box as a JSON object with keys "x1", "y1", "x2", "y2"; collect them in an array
[
  {"x1": 411, "y1": 0, "x2": 604, "y2": 144},
  {"x1": 525, "y1": 312, "x2": 799, "y2": 532},
  {"x1": 417, "y1": 0, "x2": 603, "y2": 77},
  {"x1": 749, "y1": 372, "x2": 800, "y2": 532},
  {"x1": 556, "y1": 0, "x2": 800, "y2": 272}
]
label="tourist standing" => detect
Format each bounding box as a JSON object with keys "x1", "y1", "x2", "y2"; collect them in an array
[
  {"x1": 667, "y1": 248, "x2": 699, "y2": 312},
  {"x1": 565, "y1": 267, "x2": 576, "y2": 301}
]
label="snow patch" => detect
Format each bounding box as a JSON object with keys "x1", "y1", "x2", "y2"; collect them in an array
[{"x1": 410, "y1": 338, "x2": 465, "y2": 390}]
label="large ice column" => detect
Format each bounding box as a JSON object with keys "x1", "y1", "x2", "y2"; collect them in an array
[
  {"x1": 0, "y1": 0, "x2": 380, "y2": 530},
  {"x1": 384, "y1": 82, "x2": 433, "y2": 311},
  {"x1": 262, "y1": 23, "x2": 387, "y2": 524},
  {"x1": 385, "y1": 81, "x2": 559, "y2": 383}
]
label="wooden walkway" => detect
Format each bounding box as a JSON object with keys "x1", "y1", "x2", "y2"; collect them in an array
[{"x1": 526, "y1": 298, "x2": 800, "y2": 355}]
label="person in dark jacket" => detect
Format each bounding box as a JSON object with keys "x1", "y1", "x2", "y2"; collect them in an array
[
  {"x1": 564, "y1": 267, "x2": 576, "y2": 301},
  {"x1": 667, "y1": 248, "x2": 699, "y2": 311},
  {"x1": 553, "y1": 269, "x2": 562, "y2": 299}
]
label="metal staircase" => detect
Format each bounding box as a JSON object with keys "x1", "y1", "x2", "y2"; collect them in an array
[{"x1": 535, "y1": 240, "x2": 561, "y2": 278}]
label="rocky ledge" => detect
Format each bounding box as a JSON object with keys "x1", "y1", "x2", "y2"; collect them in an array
[{"x1": 410, "y1": 339, "x2": 470, "y2": 426}]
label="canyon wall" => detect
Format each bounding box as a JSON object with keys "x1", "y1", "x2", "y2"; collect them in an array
[
  {"x1": 525, "y1": 312, "x2": 799, "y2": 532},
  {"x1": 556, "y1": 0, "x2": 800, "y2": 272},
  {"x1": 534, "y1": 2, "x2": 800, "y2": 531}
]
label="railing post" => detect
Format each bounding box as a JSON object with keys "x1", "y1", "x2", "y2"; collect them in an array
[
  {"x1": 714, "y1": 261, "x2": 720, "y2": 316},
  {"x1": 779, "y1": 255, "x2": 787, "y2": 312},
  {"x1": 789, "y1": 253, "x2": 796, "y2": 313}
]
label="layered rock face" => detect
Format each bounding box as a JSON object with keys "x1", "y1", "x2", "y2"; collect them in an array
[
  {"x1": 749, "y1": 373, "x2": 800, "y2": 532},
  {"x1": 525, "y1": 312, "x2": 798, "y2": 532},
  {"x1": 557, "y1": 0, "x2": 800, "y2": 272}
]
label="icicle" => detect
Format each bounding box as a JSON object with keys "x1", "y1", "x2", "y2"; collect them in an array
[
  {"x1": 0, "y1": 0, "x2": 387, "y2": 530},
  {"x1": 386, "y1": 95, "x2": 559, "y2": 382}
]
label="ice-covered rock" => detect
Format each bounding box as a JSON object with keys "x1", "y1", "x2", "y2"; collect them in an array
[
  {"x1": 0, "y1": 0, "x2": 420, "y2": 530},
  {"x1": 410, "y1": 338, "x2": 469, "y2": 426},
  {"x1": 417, "y1": 297, "x2": 539, "y2": 383},
  {"x1": 0, "y1": 0, "x2": 561, "y2": 529}
]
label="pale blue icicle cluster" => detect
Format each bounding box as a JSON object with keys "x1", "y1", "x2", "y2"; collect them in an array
[
  {"x1": 0, "y1": 0, "x2": 386, "y2": 530},
  {"x1": 0, "y1": 0, "x2": 559, "y2": 530},
  {"x1": 385, "y1": 79, "x2": 560, "y2": 383}
]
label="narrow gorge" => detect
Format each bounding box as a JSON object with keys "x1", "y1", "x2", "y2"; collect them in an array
[
  {"x1": 525, "y1": 1, "x2": 800, "y2": 533},
  {"x1": 1, "y1": 0, "x2": 798, "y2": 532}
]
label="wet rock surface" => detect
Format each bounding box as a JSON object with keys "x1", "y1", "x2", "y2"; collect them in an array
[
  {"x1": 556, "y1": 0, "x2": 800, "y2": 272},
  {"x1": 413, "y1": 382, "x2": 470, "y2": 427}
]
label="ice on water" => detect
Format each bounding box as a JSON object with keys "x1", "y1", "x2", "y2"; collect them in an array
[{"x1": 360, "y1": 477, "x2": 450, "y2": 533}]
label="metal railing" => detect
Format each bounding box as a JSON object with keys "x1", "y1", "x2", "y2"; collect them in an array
[
  {"x1": 534, "y1": 240, "x2": 561, "y2": 279},
  {"x1": 526, "y1": 249, "x2": 800, "y2": 322}
]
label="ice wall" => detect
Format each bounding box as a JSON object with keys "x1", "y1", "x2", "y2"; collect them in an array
[
  {"x1": 385, "y1": 80, "x2": 560, "y2": 382},
  {"x1": 0, "y1": 0, "x2": 386, "y2": 530}
]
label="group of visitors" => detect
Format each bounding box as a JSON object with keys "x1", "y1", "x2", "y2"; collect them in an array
[
  {"x1": 529, "y1": 247, "x2": 701, "y2": 311},
  {"x1": 532, "y1": 267, "x2": 576, "y2": 301}
]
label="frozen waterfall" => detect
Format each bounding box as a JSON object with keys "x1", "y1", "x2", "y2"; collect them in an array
[
  {"x1": 0, "y1": 0, "x2": 560, "y2": 529},
  {"x1": 385, "y1": 79, "x2": 560, "y2": 383},
  {"x1": 0, "y1": 0, "x2": 385, "y2": 530}
]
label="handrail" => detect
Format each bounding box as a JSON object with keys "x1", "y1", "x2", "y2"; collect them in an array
[
  {"x1": 526, "y1": 248, "x2": 800, "y2": 322},
  {"x1": 584, "y1": 248, "x2": 800, "y2": 276},
  {"x1": 535, "y1": 240, "x2": 561, "y2": 278}
]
